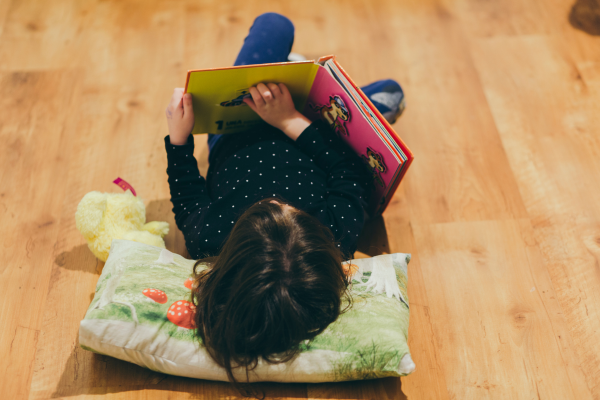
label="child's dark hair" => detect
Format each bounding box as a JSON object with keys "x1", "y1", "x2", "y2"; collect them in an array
[{"x1": 190, "y1": 197, "x2": 351, "y2": 395}]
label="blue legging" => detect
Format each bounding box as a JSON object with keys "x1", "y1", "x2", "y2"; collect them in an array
[{"x1": 208, "y1": 13, "x2": 403, "y2": 151}]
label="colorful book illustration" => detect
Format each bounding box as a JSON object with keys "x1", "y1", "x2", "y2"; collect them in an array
[{"x1": 184, "y1": 55, "x2": 414, "y2": 216}]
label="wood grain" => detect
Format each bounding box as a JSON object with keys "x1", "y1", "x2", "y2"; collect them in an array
[
  {"x1": 469, "y1": 34, "x2": 600, "y2": 398},
  {"x1": 0, "y1": 0, "x2": 598, "y2": 399}
]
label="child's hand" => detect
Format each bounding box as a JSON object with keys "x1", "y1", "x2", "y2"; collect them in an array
[
  {"x1": 166, "y1": 88, "x2": 194, "y2": 145},
  {"x1": 244, "y1": 83, "x2": 310, "y2": 141}
]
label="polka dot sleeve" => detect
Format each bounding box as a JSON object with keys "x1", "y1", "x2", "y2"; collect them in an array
[{"x1": 164, "y1": 135, "x2": 212, "y2": 240}]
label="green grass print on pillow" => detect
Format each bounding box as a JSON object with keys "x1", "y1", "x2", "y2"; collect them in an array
[{"x1": 79, "y1": 239, "x2": 415, "y2": 382}]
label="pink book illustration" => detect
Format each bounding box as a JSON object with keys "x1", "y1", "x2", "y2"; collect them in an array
[{"x1": 303, "y1": 58, "x2": 412, "y2": 215}]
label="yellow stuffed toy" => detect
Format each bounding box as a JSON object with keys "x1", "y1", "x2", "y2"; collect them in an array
[{"x1": 75, "y1": 190, "x2": 169, "y2": 262}]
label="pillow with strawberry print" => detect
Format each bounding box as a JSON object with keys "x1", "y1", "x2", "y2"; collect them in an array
[{"x1": 79, "y1": 239, "x2": 415, "y2": 382}]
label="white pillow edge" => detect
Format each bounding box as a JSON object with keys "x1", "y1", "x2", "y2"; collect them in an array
[
  {"x1": 397, "y1": 353, "x2": 416, "y2": 375},
  {"x1": 79, "y1": 319, "x2": 364, "y2": 383}
]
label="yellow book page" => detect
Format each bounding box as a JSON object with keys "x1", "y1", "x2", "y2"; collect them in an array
[{"x1": 186, "y1": 61, "x2": 320, "y2": 134}]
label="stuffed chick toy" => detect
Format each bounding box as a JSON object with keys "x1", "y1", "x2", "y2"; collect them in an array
[{"x1": 75, "y1": 190, "x2": 169, "y2": 262}]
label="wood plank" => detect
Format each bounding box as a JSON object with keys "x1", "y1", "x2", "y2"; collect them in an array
[
  {"x1": 0, "y1": 69, "x2": 81, "y2": 400},
  {"x1": 0, "y1": 0, "x2": 13, "y2": 41},
  {"x1": 448, "y1": 0, "x2": 552, "y2": 37},
  {"x1": 26, "y1": 1, "x2": 193, "y2": 397},
  {"x1": 0, "y1": 0, "x2": 87, "y2": 71},
  {"x1": 469, "y1": 34, "x2": 600, "y2": 398},
  {"x1": 413, "y1": 219, "x2": 593, "y2": 400},
  {"x1": 385, "y1": 195, "x2": 451, "y2": 400},
  {"x1": 379, "y1": 0, "x2": 529, "y2": 225}
]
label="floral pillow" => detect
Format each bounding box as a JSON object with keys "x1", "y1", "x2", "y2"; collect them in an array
[{"x1": 79, "y1": 239, "x2": 415, "y2": 382}]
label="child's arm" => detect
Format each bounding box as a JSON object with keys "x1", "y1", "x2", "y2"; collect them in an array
[
  {"x1": 166, "y1": 88, "x2": 195, "y2": 145},
  {"x1": 164, "y1": 89, "x2": 212, "y2": 245},
  {"x1": 243, "y1": 83, "x2": 311, "y2": 141}
]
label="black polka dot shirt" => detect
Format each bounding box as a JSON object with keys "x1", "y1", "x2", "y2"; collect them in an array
[{"x1": 164, "y1": 119, "x2": 370, "y2": 259}]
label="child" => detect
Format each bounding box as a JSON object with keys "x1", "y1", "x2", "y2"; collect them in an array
[{"x1": 164, "y1": 13, "x2": 404, "y2": 389}]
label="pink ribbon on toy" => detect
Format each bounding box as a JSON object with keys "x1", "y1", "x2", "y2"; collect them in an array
[{"x1": 113, "y1": 177, "x2": 137, "y2": 196}]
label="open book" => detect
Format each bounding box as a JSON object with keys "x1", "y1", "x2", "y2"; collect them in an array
[{"x1": 184, "y1": 55, "x2": 414, "y2": 216}]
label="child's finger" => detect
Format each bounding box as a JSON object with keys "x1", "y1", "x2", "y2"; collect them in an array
[
  {"x1": 171, "y1": 88, "x2": 184, "y2": 102},
  {"x1": 172, "y1": 96, "x2": 184, "y2": 118},
  {"x1": 248, "y1": 86, "x2": 265, "y2": 107},
  {"x1": 267, "y1": 83, "x2": 281, "y2": 98},
  {"x1": 256, "y1": 83, "x2": 273, "y2": 102},
  {"x1": 243, "y1": 97, "x2": 257, "y2": 113},
  {"x1": 169, "y1": 88, "x2": 184, "y2": 111},
  {"x1": 278, "y1": 83, "x2": 291, "y2": 99},
  {"x1": 182, "y1": 93, "x2": 193, "y2": 119}
]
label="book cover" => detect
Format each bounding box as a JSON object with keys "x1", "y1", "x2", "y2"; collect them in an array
[
  {"x1": 184, "y1": 57, "x2": 413, "y2": 216},
  {"x1": 185, "y1": 61, "x2": 318, "y2": 134},
  {"x1": 322, "y1": 56, "x2": 414, "y2": 215},
  {"x1": 303, "y1": 65, "x2": 405, "y2": 215}
]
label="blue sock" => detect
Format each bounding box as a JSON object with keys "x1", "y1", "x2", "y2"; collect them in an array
[{"x1": 360, "y1": 79, "x2": 406, "y2": 124}]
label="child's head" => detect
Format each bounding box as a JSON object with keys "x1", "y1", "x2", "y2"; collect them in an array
[{"x1": 191, "y1": 197, "x2": 350, "y2": 385}]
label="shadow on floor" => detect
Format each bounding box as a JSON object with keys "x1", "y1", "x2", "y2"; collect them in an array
[
  {"x1": 54, "y1": 243, "x2": 104, "y2": 275},
  {"x1": 146, "y1": 198, "x2": 190, "y2": 258},
  {"x1": 53, "y1": 197, "x2": 187, "y2": 275},
  {"x1": 307, "y1": 378, "x2": 408, "y2": 399},
  {"x1": 51, "y1": 343, "x2": 407, "y2": 399},
  {"x1": 356, "y1": 215, "x2": 391, "y2": 257},
  {"x1": 50, "y1": 344, "x2": 293, "y2": 399},
  {"x1": 569, "y1": 0, "x2": 600, "y2": 35}
]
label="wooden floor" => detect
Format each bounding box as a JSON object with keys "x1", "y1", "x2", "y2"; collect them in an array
[{"x1": 1, "y1": 0, "x2": 599, "y2": 398}]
